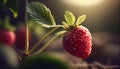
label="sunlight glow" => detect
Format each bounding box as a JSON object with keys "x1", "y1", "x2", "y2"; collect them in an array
[{"x1": 61, "y1": 0, "x2": 104, "y2": 7}]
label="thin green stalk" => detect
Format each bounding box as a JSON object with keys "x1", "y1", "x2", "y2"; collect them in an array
[
  {"x1": 29, "y1": 27, "x2": 59, "y2": 54},
  {"x1": 31, "y1": 34, "x2": 60, "y2": 55},
  {"x1": 25, "y1": 0, "x2": 29, "y2": 55}
]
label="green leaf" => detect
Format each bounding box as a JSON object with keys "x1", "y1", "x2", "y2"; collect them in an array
[
  {"x1": 76, "y1": 15, "x2": 86, "y2": 25},
  {"x1": 64, "y1": 11, "x2": 75, "y2": 26},
  {"x1": 0, "y1": 17, "x2": 16, "y2": 31},
  {"x1": 27, "y1": 2, "x2": 56, "y2": 28}
]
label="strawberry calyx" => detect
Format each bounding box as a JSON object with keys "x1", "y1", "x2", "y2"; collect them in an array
[
  {"x1": 55, "y1": 11, "x2": 87, "y2": 39},
  {"x1": 62, "y1": 11, "x2": 86, "y2": 31}
]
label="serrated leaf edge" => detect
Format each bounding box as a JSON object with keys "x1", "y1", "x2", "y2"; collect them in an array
[{"x1": 27, "y1": 2, "x2": 56, "y2": 27}]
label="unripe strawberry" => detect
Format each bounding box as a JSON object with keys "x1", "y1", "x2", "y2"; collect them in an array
[
  {"x1": 63, "y1": 26, "x2": 92, "y2": 59},
  {"x1": 0, "y1": 29, "x2": 16, "y2": 46}
]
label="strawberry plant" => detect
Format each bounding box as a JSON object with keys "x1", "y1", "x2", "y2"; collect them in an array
[
  {"x1": 27, "y1": 2, "x2": 92, "y2": 59},
  {"x1": 0, "y1": 0, "x2": 119, "y2": 69},
  {"x1": 0, "y1": 1, "x2": 93, "y2": 69}
]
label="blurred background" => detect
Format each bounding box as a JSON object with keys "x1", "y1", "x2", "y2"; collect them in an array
[{"x1": 0, "y1": 0, "x2": 120, "y2": 69}]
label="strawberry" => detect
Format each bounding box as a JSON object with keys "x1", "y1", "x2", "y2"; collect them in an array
[
  {"x1": 16, "y1": 26, "x2": 31, "y2": 49},
  {"x1": 63, "y1": 26, "x2": 92, "y2": 59},
  {"x1": 62, "y1": 11, "x2": 92, "y2": 59},
  {"x1": 0, "y1": 17, "x2": 16, "y2": 46},
  {"x1": 0, "y1": 29, "x2": 16, "y2": 46}
]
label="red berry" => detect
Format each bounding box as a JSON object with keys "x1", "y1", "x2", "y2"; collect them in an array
[
  {"x1": 63, "y1": 26, "x2": 92, "y2": 59},
  {"x1": 16, "y1": 27, "x2": 31, "y2": 49},
  {"x1": 0, "y1": 29, "x2": 16, "y2": 46}
]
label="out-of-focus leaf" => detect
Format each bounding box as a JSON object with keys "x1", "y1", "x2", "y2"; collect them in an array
[
  {"x1": 0, "y1": 17, "x2": 16, "y2": 31},
  {"x1": 7, "y1": 0, "x2": 18, "y2": 18},
  {"x1": 27, "y1": 2, "x2": 56, "y2": 28},
  {"x1": 9, "y1": 8, "x2": 18, "y2": 18},
  {"x1": 4, "y1": 0, "x2": 8, "y2": 4},
  {"x1": 0, "y1": 0, "x2": 4, "y2": 10}
]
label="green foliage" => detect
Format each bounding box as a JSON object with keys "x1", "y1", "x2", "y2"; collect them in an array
[
  {"x1": 76, "y1": 15, "x2": 86, "y2": 26},
  {"x1": 28, "y1": 20, "x2": 46, "y2": 38},
  {"x1": 64, "y1": 11, "x2": 75, "y2": 26},
  {"x1": 21, "y1": 53, "x2": 70, "y2": 69},
  {"x1": 27, "y1": 2, "x2": 56, "y2": 28},
  {"x1": 3, "y1": 0, "x2": 7, "y2": 4},
  {"x1": 27, "y1": 2, "x2": 86, "y2": 29},
  {"x1": 63, "y1": 11, "x2": 86, "y2": 29},
  {"x1": 0, "y1": 17, "x2": 16, "y2": 31},
  {"x1": 7, "y1": 0, "x2": 18, "y2": 18},
  {"x1": 0, "y1": 0, "x2": 18, "y2": 18},
  {"x1": 9, "y1": 8, "x2": 18, "y2": 18}
]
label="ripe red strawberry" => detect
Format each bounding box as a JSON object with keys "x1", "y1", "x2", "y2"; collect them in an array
[
  {"x1": 61, "y1": 11, "x2": 92, "y2": 59},
  {"x1": 16, "y1": 26, "x2": 31, "y2": 49},
  {"x1": 63, "y1": 26, "x2": 92, "y2": 59},
  {"x1": 0, "y1": 29, "x2": 16, "y2": 46},
  {"x1": 0, "y1": 17, "x2": 16, "y2": 46}
]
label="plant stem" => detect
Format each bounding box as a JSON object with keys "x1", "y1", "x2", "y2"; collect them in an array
[
  {"x1": 25, "y1": 0, "x2": 29, "y2": 55},
  {"x1": 31, "y1": 34, "x2": 60, "y2": 55},
  {"x1": 29, "y1": 27, "x2": 59, "y2": 54}
]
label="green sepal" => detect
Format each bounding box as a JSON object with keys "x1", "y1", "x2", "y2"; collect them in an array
[
  {"x1": 64, "y1": 11, "x2": 75, "y2": 26},
  {"x1": 62, "y1": 21, "x2": 69, "y2": 29},
  {"x1": 27, "y1": 2, "x2": 56, "y2": 28},
  {"x1": 75, "y1": 15, "x2": 86, "y2": 26}
]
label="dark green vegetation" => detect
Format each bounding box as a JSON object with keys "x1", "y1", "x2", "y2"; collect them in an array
[{"x1": 21, "y1": 54, "x2": 70, "y2": 69}]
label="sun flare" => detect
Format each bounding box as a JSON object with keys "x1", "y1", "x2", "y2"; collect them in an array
[{"x1": 61, "y1": 0, "x2": 104, "y2": 6}]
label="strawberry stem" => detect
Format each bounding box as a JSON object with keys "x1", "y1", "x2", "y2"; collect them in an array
[
  {"x1": 30, "y1": 33, "x2": 60, "y2": 56},
  {"x1": 29, "y1": 26, "x2": 59, "y2": 54},
  {"x1": 25, "y1": 0, "x2": 29, "y2": 55}
]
